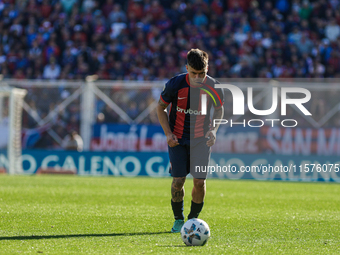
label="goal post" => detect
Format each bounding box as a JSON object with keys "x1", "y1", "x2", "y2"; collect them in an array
[{"x1": 0, "y1": 86, "x2": 27, "y2": 174}]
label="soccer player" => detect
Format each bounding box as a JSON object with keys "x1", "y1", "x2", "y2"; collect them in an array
[{"x1": 156, "y1": 49, "x2": 224, "y2": 233}]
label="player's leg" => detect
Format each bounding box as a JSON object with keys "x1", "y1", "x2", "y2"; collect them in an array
[
  {"x1": 168, "y1": 143, "x2": 189, "y2": 232},
  {"x1": 171, "y1": 176, "x2": 186, "y2": 216},
  {"x1": 188, "y1": 178, "x2": 206, "y2": 219},
  {"x1": 188, "y1": 137, "x2": 210, "y2": 219},
  {"x1": 170, "y1": 176, "x2": 186, "y2": 232}
]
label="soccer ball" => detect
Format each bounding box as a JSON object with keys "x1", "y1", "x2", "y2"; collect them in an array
[{"x1": 180, "y1": 218, "x2": 210, "y2": 246}]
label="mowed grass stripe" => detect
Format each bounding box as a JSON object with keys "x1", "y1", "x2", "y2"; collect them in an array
[{"x1": 0, "y1": 175, "x2": 339, "y2": 254}]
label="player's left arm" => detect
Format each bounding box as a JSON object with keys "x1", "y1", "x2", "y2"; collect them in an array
[{"x1": 205, "y1": 106, "x2": 224, "y2": 147}]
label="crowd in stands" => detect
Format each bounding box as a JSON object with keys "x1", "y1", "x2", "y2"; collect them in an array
[{"x1": 1, "y1": 0, "x2": 340, "y2": 80}]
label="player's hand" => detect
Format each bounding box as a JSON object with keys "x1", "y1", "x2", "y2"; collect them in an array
[
  {"x1": 167, "y1": 133, "x2": 179, "y2": 147},
  {"x1": 205, "y1": 130, "x2": 216, "y2": 147}
]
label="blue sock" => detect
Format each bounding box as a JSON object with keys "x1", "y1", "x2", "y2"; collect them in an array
[
  {"x1": 188, "y1": 201, "x2": 204, "y2": 219},
  {"x1": 171, "y1": 200, "x2": 184, "y2": 220}
]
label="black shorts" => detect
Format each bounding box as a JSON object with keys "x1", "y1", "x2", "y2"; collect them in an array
[{"x1": 168, "y1": 137, "x2": 211, "y2": 179}]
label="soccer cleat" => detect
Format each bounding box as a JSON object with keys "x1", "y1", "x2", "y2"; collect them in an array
[{"x1": 171, "y1": 219, "x2": 184, "y2": 233}]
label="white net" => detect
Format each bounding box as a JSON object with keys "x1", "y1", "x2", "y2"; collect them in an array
[
  {"x1": 3, "y1": 78, "x2": 340, "y2": 154},
  {"x1": 0, "y1": 86, "x2": 27, "y2": 174}
]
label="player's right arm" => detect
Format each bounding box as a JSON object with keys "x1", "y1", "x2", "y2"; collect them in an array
[{"x1": 156, "y1": 99, "x2": 179, "y2": 147}]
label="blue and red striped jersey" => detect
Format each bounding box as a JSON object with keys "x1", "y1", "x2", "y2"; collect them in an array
[{"x1": 160, "y1": 73, "x2": 224, "y2": 139}]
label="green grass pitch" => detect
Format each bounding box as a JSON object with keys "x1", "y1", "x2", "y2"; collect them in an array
[{"x1": 0, "y1": 175, "x2": 340, "y2": 254}]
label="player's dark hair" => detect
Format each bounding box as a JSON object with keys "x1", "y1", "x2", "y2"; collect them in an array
[{"x1": 187, "y1": 49, "x2": 209, "y2": 70}]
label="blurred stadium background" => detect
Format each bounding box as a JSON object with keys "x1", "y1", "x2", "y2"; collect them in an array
[{"x1": 0, "y1": 0, "x2": 340, "y2": 181}]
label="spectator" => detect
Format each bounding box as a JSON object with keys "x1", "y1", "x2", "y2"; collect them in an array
[
  {"x1": 109, "y1": 3, "x2": 127, "y2": 23},
  {"x1": 60, "y1": 0, "x2": 77, "y2": 15},
  {"x1": 297, "y1": 34, "x2": 313, "y2": 55},
  {"x1": 127, "y1": 101, "x2": 139, "y2": 119},
  {"x1": 41, "y1": 0, "x2": 53, "y2": 18},
  {"x1": 299, "y1": 1, "x2": 313, "y2": 20},
  {"x1": 234, "y1": 27, "x2": 248, "y2": 46},
  {"x1": 276, "y1": 0, "x2": 289, "y2": 15},
  {"x1": 82, "y1": 0, "x2": 95, "y2": 13},
  {"x1": 193, "y1": 9, "x2": 208, "y2": 27},
  {"x1": 62, "y1": 130, "x2": 84, "y2": 152},
  {"x1": 101, "y1": 105, "x2": 119, "y2": 123},
  {"x1": 261, "y1": 31, "x2": 273, "y2": 49},
  {"x1": 145, "y1": 0, "x2": 164, "y2": 21},
  {"x1": 128, "y1": 0, "x2": 144, "y2": 20},
  {"x1": 325, "y1": 19, "x2": 340, "y2": 42},
  {"x1": 288, "y1": 26, "x2": 302, "y2": 44},
  {"x1": 43, "y1": 57, "x2": 61, "y2": 79},
  {"x1": 110, "y1": 17, "x2": 127, "y2": 39}
]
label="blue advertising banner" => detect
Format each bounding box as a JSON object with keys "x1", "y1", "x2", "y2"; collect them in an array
[
  {"x1": 0, "y1": 150, "x2": 340, "y2": 182},
  {"x1": 209, "y1": 154, "x2": 340, "y2": 182},
  {"x1": 19, "y1": 150, "x2": 170, "y2": 177}
]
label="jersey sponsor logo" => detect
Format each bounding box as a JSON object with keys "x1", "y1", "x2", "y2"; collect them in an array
[
  {"x1": 177, "y1": 106, "x2": 202, "y2": 115},
  {"x1": 178, "y1": 97, "x2": 187, "y2": 100}
]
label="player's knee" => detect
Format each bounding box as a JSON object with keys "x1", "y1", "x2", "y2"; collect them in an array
[
  {"x1": 193, "y1": 178, "x2": 206, "y2": 190},
  {"x1": 172, "y1": 177, "x2": 185, "y2": 190}
]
